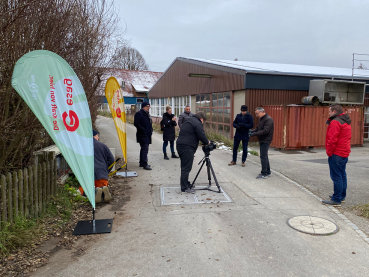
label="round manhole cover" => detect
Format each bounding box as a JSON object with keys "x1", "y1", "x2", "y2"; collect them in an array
[{"x1": 287, "y1": 216, "x2": 339, "y2": 235}]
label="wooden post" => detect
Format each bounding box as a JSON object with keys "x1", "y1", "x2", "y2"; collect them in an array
[
  {"x1": 13, "y1": 171, "x2": 18, "y2": 218},
  {"x1": 54, "y1": 159, "x2": 57, "y2": 195},
  {"x1": 43, "y1": 162, "x2": 46, "y2": 212},
  {"x1": 29, "y1": 167, "x2": 34, "y2": 218},
  {"x1": 24, "y1": 168, "x2": 29, "y2": 218},
  {"x1": 34, "y1": 165, "x2": 38, "y2": 218},
  {"x1": 51, "y1": 159, "x2": 54, "y2": 196},
  {"x1": 1, "y1": 175, "x2": 7, "y2": 227},
  {"x1": 38, "y1": 163, "x2": 42, "y2": 216},
  {"x1": 19, "y1": 169, "x2": 24, "y2": 218},
  {"x1": 7, "y1": 173, "x2": 13, "y2": 224},
  {"x1": 46, "y1": 160, "x2": 50, "y2": 198}
]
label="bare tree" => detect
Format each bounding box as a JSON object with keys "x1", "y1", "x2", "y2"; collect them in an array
[
  {"x1": 111, "y1": 44, "x2": 149, "y2": 70},
  {"x1": 0, "y1": 0, "x2": 124, "y2": 173}
]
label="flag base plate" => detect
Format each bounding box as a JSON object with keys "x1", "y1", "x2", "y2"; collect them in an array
[
  {"x1": 72, "y1": 219, "x2": 113, "y2": 235},
  {"x1": 116, "y1": 171, "x2": 137, "y2": 177}
]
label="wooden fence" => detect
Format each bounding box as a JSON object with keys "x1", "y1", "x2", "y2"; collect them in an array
[{"x1": 0, "y1": 159, "x2": 57, "y2": 229}]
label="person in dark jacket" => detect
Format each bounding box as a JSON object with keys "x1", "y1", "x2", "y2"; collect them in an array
[
  {"x1": 322, "y1": 104, "x2": 351, "y2": 207},
  {"x1": 228, "y1": 105, "x2": 254, "y2": 167},
  {"x1": 79, "y1": 130, "x2": 115, "y2": 203},
  {"x1": 134, "y1": 102, "x2": 153, "y2": 170},
  {"x1": 176, "y1": 111, "x2": 209, "y2": 193},
  {"x1": 249, "y1": 107, "x2": 274, "y2": 179},
  {"x1": 162, "y1": 105, "x2": 179, "y2": 160},
  {"x1": 178, "y1": 105, "x2": 193, "y2": 128}
]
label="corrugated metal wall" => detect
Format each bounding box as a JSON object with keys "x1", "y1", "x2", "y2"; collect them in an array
[
  {"x1": 149, "y1": 60, "x2": 245, "y2": 98},
  {"x1": 246, "y1": 89, "x2": 309, "y2": 142},
  {"x1": 264, "y1": 105, "x2": 364, "y2": 149}
]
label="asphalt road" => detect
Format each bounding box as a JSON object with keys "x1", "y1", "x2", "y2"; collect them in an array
[{"x1": 34, "y1": 116, "x2": 369, "y2": 277}]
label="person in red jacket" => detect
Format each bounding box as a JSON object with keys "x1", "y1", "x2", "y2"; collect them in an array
[{"x1": 322, "y1": 104, "x2": 351, "y2": 207}]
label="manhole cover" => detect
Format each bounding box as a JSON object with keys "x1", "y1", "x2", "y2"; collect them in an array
[{"x1": 287, "y1": 216, "x2": 339, "y2": 235}]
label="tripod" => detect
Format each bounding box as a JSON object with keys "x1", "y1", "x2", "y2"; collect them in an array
[{"x1": 190, "y1": 152, "x2": 222, "y2": 193}]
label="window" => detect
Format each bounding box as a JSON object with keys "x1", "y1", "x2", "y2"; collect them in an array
[
  {"x1": 149, "y1": 99, "x2": 159, "y2": 116},
  {"x1": 195, "y1": 92, "x2": 232, "y2": 138},
  {"x1": 136, "y1": 98, "x2": 144, "y2": 103},
  {"x1": 149, "y1": 96, "x2": 191, "y2": 117}
]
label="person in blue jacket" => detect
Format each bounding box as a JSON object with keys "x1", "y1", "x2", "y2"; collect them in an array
[{"x1": 228, "y1": 105, "x2": 254, "y2": 167}]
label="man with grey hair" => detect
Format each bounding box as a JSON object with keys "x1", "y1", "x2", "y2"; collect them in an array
[
  {"x1": 178, "y1": 105, "x2": 193, "y2": 128},
  {"x1": 249, "y1": 107, "x2": 274, "y2": 179},
  {"x1": 176, "y1": 111, "x2": 209, "y2": 193}
]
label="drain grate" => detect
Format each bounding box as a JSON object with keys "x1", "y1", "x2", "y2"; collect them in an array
[
  {"x1": 160, "y1": 186, "x2": 233, "y2": 205},
  {"x1": 287, "y1": 216, "x2": 339, "y2": 235}
]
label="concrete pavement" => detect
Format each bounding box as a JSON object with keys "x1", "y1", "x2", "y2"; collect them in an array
[
  {"x1": 246, "y1": 142, "x2": 369, "y2": 235},
  {"x1": 34, "y1": 116, "x2": 369, "y2": 277}
]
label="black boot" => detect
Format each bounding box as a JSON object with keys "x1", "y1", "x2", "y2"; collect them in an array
[
  {"x1": 172, "y1": 152, "x2": 179, "y2": 158},
  {"x1": 164, "y1": 153, "x2": 169, "y2": 160}
]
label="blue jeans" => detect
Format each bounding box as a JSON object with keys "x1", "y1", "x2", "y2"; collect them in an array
[
  {"x1": 233, "y1": 138, "x2": 249, "y2": 162},
  {"x1": 328, "y1": 154, "x2": 348, "y2": 203},
  {"x1": 163, "y1": 141, "x2": 174, "y2": 154}
]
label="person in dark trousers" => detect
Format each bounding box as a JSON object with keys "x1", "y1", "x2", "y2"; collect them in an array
[
  {"x1": 228, "y1": 105, "x2": 254, "y2": 167},
  {"x1": 322, "y1": 104, "x2": 351, "y2": 207},
  {"x1": 176, "y1": 111, "x2": 209, "y2": 193},
  {"x1": 178, "y1": 105, "x2": 193, "y2": 128},
  {"x1": 134, "y1": 102, "x2": 153, "y2": 170},
  {"x1": 79, "y1": 130, "x2": 115, "y2": 203},
  {"x1": 162, "y1": 105, "x2": 179, "y2": 160},
  {"x1": 249, "y1": 107, "x2": 274, "y2": 179}
]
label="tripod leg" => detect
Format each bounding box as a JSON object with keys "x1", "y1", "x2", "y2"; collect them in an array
[
  {"x1": 191, "y1": 159, "x2": 206, "y2": 187},
  {"x1": 208, "y1": 160, "x2": 221, "y2": 193},
  {"x1": 206, "y1": 159, "x2": 212, "y2": 188}
]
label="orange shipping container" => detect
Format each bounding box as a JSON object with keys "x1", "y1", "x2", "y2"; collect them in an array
[{"x1": 263, "y1": 105, "x2": 364, "y2": 150}]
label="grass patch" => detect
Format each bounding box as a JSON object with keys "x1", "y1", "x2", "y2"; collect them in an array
[
  {"x1": 98, "y1": 111, "x2": 112, "y2": 118},
  {"x1": 353, "y1": 203, "x2": 369, "y2": 219},
  {"x1": 248, "y1": 150, "x2": 259, "y2": 156},
  {"x1": 0, "y1": 177, "x2": 87, "y2": 256}
]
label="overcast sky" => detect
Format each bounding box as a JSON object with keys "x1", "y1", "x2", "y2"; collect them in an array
[{"x1": 116, "y1": 0, "x2": 369, "y2": 73}]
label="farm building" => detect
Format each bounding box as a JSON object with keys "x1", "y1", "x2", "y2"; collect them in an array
[
  {"x1": 148, "y1": 57, "x2": 369, "y2": 141},
  {"x1": 97, "y1": 69, "x2": 162, "y2": 112}
]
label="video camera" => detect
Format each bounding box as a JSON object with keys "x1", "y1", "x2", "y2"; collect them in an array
[{"x1": 202, "y1": 140, "x2": 216, "y2": 155}]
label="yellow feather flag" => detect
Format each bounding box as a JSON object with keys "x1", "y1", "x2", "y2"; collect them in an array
[{"x1": 105, "y1": 77, "x2": 127, "y2": 164}]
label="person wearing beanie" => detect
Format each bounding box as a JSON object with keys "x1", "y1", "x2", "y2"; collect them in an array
[
  {"x1": 134, "y1": 102, "x2": 153, "y2": 170},
  {"x1": 79, "y1": 130, "x2": 115, "y2": 203},
  {"x1": 161, "y1": 105, "x2": 179, "y2": 160},
  {"x1": 228, "y1": 105, "x2": 254, "y2": 167},
  {"x1": 176, "y1": 111, "x2": 209, "y2": 193}
]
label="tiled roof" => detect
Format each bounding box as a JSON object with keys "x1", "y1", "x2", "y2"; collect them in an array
[{"x1": 96, "y1": 68, "x2": 163, "y2": 97}]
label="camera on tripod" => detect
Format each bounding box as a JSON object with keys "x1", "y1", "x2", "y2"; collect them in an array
[
  {"x1": 202, "y1": 140, "x2": 216, "y2": 155},
  {"x1": 191, "y1": 140, "x2": 221, "y2": 193}
]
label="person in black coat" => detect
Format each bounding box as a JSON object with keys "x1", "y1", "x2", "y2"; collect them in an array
[
  {"x1": 176, "y1": 111, "x2": 209, "y2": 193},
  {"x1": 229, "y1": 105, "x2": 254, "y2": 167},
  {"x1": 162, "y1": 105, "x2": 179, "y2": 160},
  {"x1": 134, "y1": 102, "x2": 153, "y2": 170}
]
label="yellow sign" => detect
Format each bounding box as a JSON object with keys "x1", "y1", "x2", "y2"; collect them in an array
[{"x1": 105, "y1": 77, "x2": 127, "y2": 164}]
